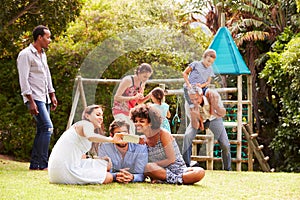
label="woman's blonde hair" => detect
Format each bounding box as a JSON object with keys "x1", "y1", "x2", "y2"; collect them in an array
[{"x1": 81, "y1": 105, "x2": 101, "y2": 120}]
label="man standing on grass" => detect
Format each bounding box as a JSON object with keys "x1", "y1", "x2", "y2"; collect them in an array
[
  {"x1": 17, "y1": 25, "x2": 58, "y2": 170},
  {"x1": 182, "y1": 85, "x2": 231, "y2": 170}
]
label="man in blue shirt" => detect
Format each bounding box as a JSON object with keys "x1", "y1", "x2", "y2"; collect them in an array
[{"x1": 98, "y1": 119, "x2": 148, "y2": 183}]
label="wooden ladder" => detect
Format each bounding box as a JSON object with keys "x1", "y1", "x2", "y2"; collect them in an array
[
  {"x1": 172, "y1": 130, "x2": 214, "y2": 170},
  {"x1": 242, "y1": 124, "x2": 272, "y2": 172}
]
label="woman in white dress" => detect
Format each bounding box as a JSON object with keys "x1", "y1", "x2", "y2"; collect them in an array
[{"x1": 48, "y1": 105, "x2": 123, "y2": 184}]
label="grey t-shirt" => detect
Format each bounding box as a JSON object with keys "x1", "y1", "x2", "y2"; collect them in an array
[{"x1": 186, "y1": 61, "x2": 215, "y2": 86}]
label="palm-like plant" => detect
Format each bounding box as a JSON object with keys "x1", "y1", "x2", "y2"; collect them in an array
[
  {"x1": 228, "y1": 0, "x2": 299, "y2": 132},
  {"x1": 181, "y1": 0, "x2": 300, "y2": 133}
]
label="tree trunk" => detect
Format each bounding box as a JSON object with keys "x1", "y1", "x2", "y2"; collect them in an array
[{"x1": 245, "y1": 42, "x2": 261, "y2": 133}]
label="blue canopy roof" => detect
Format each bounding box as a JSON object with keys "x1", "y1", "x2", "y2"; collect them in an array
[{"x1": 208, "y1": 27, "x2": 251, "y2": 75}]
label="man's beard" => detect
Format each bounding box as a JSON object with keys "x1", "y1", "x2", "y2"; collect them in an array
[{"x1": 116, "y1": 143, "x2": 127, "y2": 148}]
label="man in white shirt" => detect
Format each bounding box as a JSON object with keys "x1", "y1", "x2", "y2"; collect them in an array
[{"x1": 17, "y1": 25, "x2": 58, "y2": 170}]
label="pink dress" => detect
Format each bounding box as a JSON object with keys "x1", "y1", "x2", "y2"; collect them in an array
[{"x1": 112, "y1": 76, "x2": 142, "y2": 116}]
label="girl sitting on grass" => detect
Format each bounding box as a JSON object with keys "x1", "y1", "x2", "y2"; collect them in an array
[{"x1": 130, "y1": 104, "x2": 205, "y2": 184}]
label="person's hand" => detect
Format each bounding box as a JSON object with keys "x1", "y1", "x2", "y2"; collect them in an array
[
  {"x1": 139, "y1": 135, "x2": 147, "y2": 145},
  {"x1": 112, "y1": 132, "x2": 127, "y2": 144},
  {"x1": 199, "y1": 116, "x2": 204, "y2": 131},
  {"x1": 28, "y1": 101, "x2": 39, "y2": 115},
  {"x1": 50, "y1": 93, "x2": 58, "y2": 111},
  {"x1": 116, "y1": 168, "x2": 134, "y2": 184},
  {"x1": 146, "y1": 92, "x2": 153, "y2": 100},
  {"x1": 196, "y1": 83, "x2": 204, "y2": 88},
  {"x1": 135, "y1": 92, "x2": 144, "y2": 100},
  {"x1": 51, "y1": 101, "x2": 58, "y2": 111},
  {"x1": 190, "y1": 106, "x2": 201, "y2": 130}
]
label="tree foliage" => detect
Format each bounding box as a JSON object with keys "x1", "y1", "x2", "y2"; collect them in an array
[
  {"x1": 0, "y1": 0, "x2": 83, "y2": 159},
  {"x1": 0, "y1": 0, "x2": 83, "y2": 59},
  {"x1": 178, "y1": 0, "x2": 300, "y2": 171},
  {"x1": 47, "y1": 0, "x2": 211, "y2": 139},
  {"x1": 260, "y1": 29, "x2": 300, "y2": 172},
  {"x1": 0, "y1": 0, "x2": 211, "y2": 160}
]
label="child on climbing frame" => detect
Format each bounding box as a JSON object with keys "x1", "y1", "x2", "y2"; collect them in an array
[
  {"x1": 182, "y1": 49, "x2": 225, "y2": 117},
  {"x1": 182, "y1": 48, "x2": 216, "y2": 108}
]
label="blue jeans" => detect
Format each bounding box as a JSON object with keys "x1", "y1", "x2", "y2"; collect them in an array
[
  {"x1": 182, "y1": 123, "x2": 198, "y2": 167},
  {"x1": 182, "y1": 101, "x2": 232, "y2": 170},
  {"x1": 26, "y1": 100, "x2": 53, "y2": 169}
]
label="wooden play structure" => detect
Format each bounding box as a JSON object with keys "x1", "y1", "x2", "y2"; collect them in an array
[
  {"x1": 67, "y1": 75, "x2": 271, "y2": 172},
  {"x1": 166, "y1": 78, "x2": 255, "y2": 171},
  {"x1": 66, "y1": 15, "x2": 272, "y2": 171}
]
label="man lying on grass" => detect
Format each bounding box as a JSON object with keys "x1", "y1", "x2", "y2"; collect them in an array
[{"x1": 98, "y1": 119, "x2": 148, "y2": 183}]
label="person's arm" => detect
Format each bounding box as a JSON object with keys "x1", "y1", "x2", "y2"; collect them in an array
[
  {"x1": 166, "y1": 103, "x2": 171, "y2": 118},
  {"x1": 137, "y1": 91, "x2": 151, "y2": 104},
  {"x1": 130, "y1": 173, "x2": 144, "y2": 182},
  {"x1": 78, "y1": 121, "x2": 124, "y2": 143},
  {"x1": 114, "y1": 76, "x2": 132, "y2": 102},
  {"x1": 43, "y1": 57, "x2": 57, "y2": 110},
  {"x1": 25, "y1": 94, "x2": 39, "y2": 115},
  {"x1": 154, "y1": 131, "x2": 176, "y2": 167},
  {"x1": 166, "y1": 110, "x2": 171, "y2": 118},
  {"x1": 44, "y1": 55, "x2": 55, "y2": 94},
  {"x1": 17, "y1": 52, "x2": 38, "y2": 115},
  {"x1": 122, "y1": 172, "x2": 146, "y2": 183},
  {"x1": 114, "y1": 76, "x2": 144, "y2": 102},
  {"x1": 89, "y1": 133, "x2": 124, "y2": 144},
  {"x1": 196, "y1": 76, "x2": 211, "y2": 89},
  {"x1": 190, "y1": 106, "x2": 200, "y2": 129},
  {"x1": 136, "y1": 82, "x2": 152, "y2": 104},
  {"x1": 182, "y1": 66, "x2": 192, "y2": 88},
  {"x1": 101, "y1": 156, "x2": 112, "y2": 171},
  {"x1": 49, "y1": 92, "x2": 58, "y2": 111},
  {"x1": 131, "y1": 145, "x2": 148, "y2": 182},
  {"x1": 201, "y1": 76, "x2": 212, "y2": 88},
  {"x1": 207, "y1": 90, "x2": 226, "y2": 117},
  {"x1": 199, "y1": 115, "x2": 204, "y2": 131},
  {"x1": 190, "y1": 106, "x2": 204, "y2": 130},
  {"x1": 17, "y1": 52, "x2": 31, "y2": 97}
]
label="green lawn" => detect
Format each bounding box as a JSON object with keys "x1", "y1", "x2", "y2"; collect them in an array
[{"x1": 1, "y1": 158, "x2": 299, "y2": 200}]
